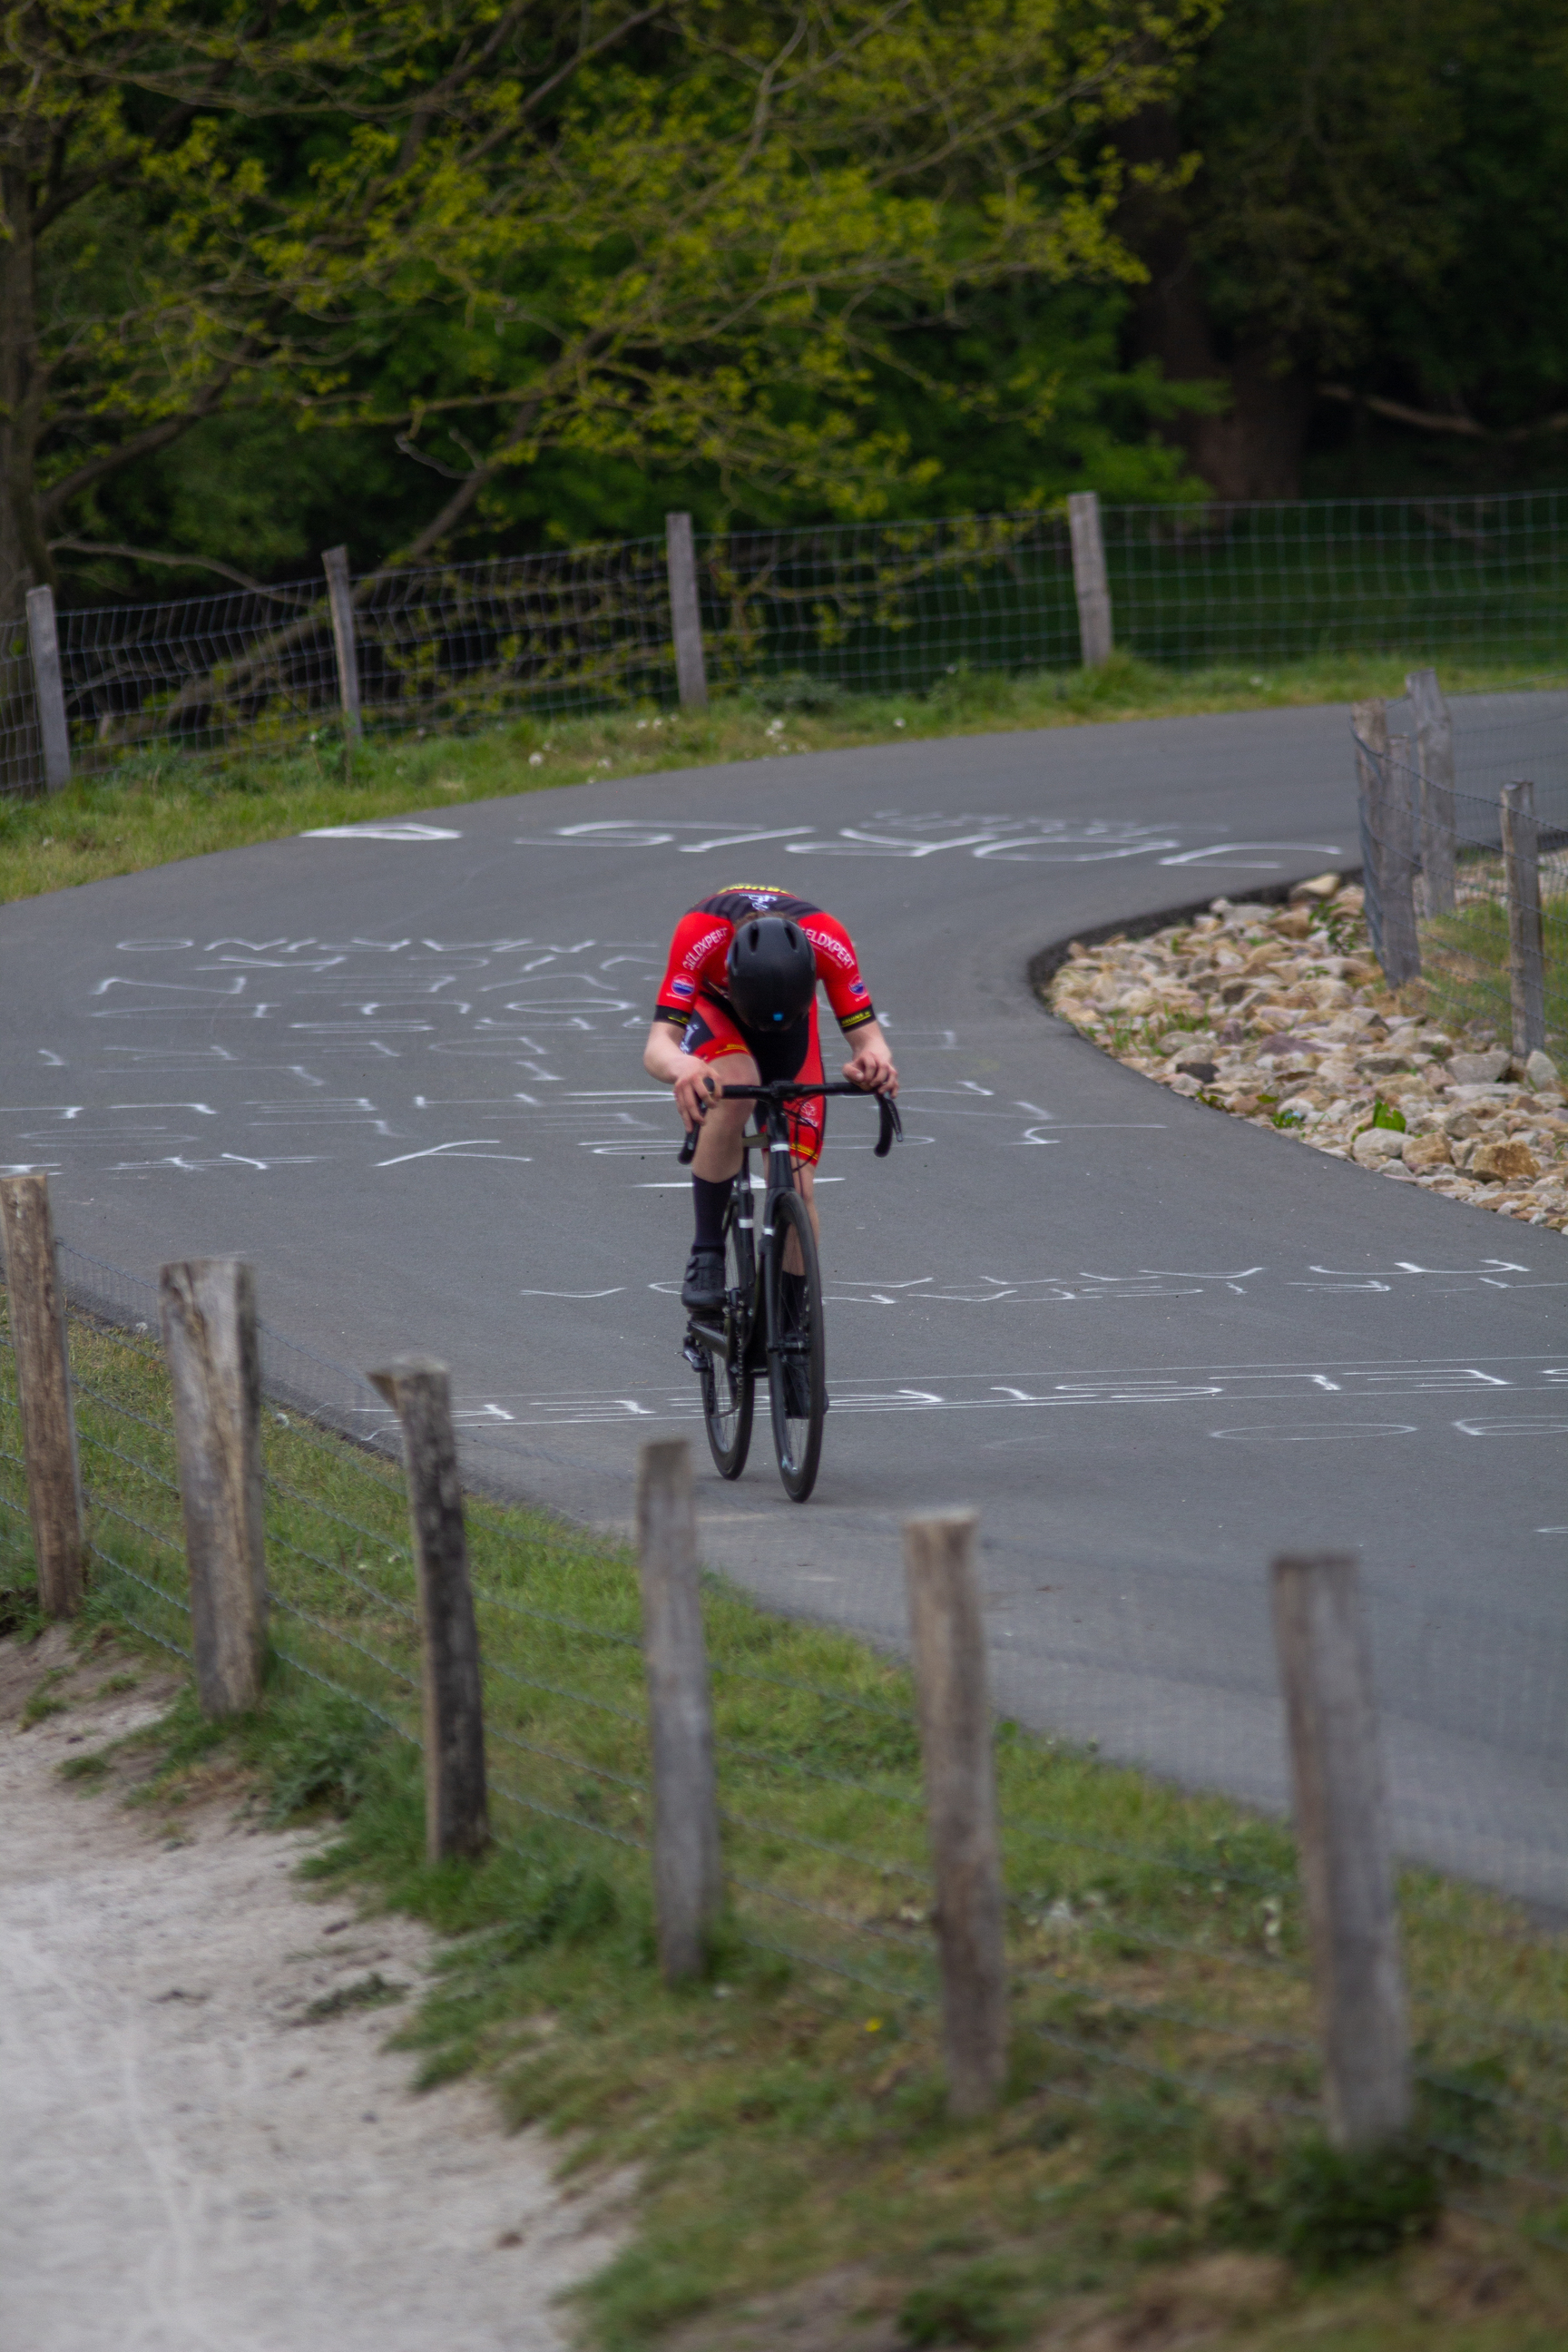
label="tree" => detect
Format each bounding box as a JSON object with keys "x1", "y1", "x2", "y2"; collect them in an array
[
  {"x1": 1, "y1": 0, "x2": 1210, "y2": 613},
  {"x1": 1112, "y1": 0, "x2": 1568, "y2": 499}
]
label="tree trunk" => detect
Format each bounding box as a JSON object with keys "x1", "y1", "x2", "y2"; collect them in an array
[
  {"x1": 1115, "y1": 107, "x2": 1314, "y2": 504},
  {"x1": 0, "y1": 161, "x2": 52, "y2": 617}
]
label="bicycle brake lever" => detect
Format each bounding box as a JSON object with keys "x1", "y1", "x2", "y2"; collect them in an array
[
  {"x1": 874, "y1": 1093, "x2": 903, "y2": 1157},
  {"x1": 678, "y1": 1125, "x2": 699, "y2": 1166}
]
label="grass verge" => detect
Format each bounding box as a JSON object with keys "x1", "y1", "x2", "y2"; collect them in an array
[
  {"x1": 3, "y1": 1304, "x2": 1567, "y2": 2349},
  {"x1": 2, "y1": 647, "x2": 1556, "y2": 907}
]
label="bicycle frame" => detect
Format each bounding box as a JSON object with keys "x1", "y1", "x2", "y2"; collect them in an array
[{"x1": 679, "y1": 1081, "x2": 899, "y2": 1375}]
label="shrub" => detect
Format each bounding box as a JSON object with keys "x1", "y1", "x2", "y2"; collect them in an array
[{"x1": 1212, "y1": 2132, "x2": 1440, "y2": 2274}]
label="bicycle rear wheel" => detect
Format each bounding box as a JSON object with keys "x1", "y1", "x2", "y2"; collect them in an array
[
  {"x1": 765, "y1": 1189, "x2": 826, "y2": 1503},
  {"x1": 700, "y1": 1189, "x2": 755, "y2": 1478}
]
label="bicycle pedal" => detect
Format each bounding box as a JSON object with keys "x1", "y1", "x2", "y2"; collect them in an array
[{"x1": 681, "y1": 1331, "x2": 708, "y2": 1373}]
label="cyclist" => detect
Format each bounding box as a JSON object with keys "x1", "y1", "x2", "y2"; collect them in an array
[{"x1": 643, "y1": 887, "x2": 897, "y2": 1313}]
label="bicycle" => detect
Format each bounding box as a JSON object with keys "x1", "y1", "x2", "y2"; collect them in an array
[{"x1": 678, "y1": 1081, "x2": 902, "y2": 1502}]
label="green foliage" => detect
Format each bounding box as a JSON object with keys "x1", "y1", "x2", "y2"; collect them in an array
[
  {"x1": 0, "y1": 1567, "x2": 44, "y2": 1644},
  {"x1": 1371, "y1": 1099, "x2": 1407, "y2": 1132},
  {"x1": 744, "y1": 672, "x2": 850, "y2": 716},
  {"x1": 1421, "y1": 889, "x2": 1568, "y2": 1052},
  {"x1": 897, "y1": 2267, "x2": 1012, "y2": 2347},
  {"x1": 261, "y1": 1687, "x2": 387, "y2": 1825},
  {"x1": 1171, "y1": 0, "x2": 1568, "y2": 486},
  {"x1": 58, "y1": 1750, "x2": 112, "y2": 1781},
  {"x1": 1212, "y1": 2134, "x2": 1441, "y2": 2275},
  {"x1": 20, "y1": 1670, "x2": 70, "y2": 1729},
  {"x1": 6, "y1": 0, "x2": 1215, "y2": 612},
  {"x1": 1416, "y1": 2049, "x2": 1513, "y2": 2167}
]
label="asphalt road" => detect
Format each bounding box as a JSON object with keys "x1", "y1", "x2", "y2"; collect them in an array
[{"x1": 5, "y1": 703, "x2": 1564, "y2": 1904}]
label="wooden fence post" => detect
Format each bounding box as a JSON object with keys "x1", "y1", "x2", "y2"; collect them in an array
[
  {"x1": 1066, "y1": 492, "x2": 1112, "y2": 669},
  {"x1": 903, "y1": 1511, "x2": 1007, "y2": 2120},
  {"x1": 0, "y1": 1173, "x2": 84, "y2": 1617},
  {"x1": 159, "y1": 1259, "x2": 268, "y2": 1716},
  {"x1": 1500, "y1": 781, "x2": 1546, "y2": 1062},
  {"x1": 321, "y1": 545, "x2": 363, "y2": 749},
  {"x1": 25, "y1": 584, "x2": 72, "y2": 792},
  {"x1": 1351, "y1": 698, "x2": 1387, "y2": 965},
  {"x1": 1354, "y1": 701, "x2": 1420, "y2": 985},
  {"x1": 368, "y1": 1357, "x2": 488, "y2": 1861},
  {"x1": 636, "y1": 1437, "x2": 721, "y2": 1981},
  {"x1": 1270, "y1": 1553, "x2": 1411, "y2": 2150},
  {"x1": 1382, "y1": 732, "x2": 1422, "y2": 984},
  {"x1": 664, "y1": 512, "x2": 709, "y2": 710},
  {"x1": 1406, "y1": 666, "x2": 1455, "y2": 917}
]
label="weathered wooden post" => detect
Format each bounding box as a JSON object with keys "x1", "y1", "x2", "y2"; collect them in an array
[
  {"x1": 159, "y1": 1259, "x2": 269, "y2": 1715},
  {"x1": 1271, "y1": 1553, "x2": 1411, "y2": 2150},
  {"x1": 321, "y1": 545, "x2": 363, "y2": 751},
  {"x1": 368, "y1": 1358, "x2": 489, "y2": 1861},
  {"x1": 636, "y1": 1437, "x2": 722, "y2": 1981},
  {"x1": 1500, "y1": 780, "x2": 1546, "y2": 1062},
  {"x1": 0, "y1": 1173, "x2": 84, "y2": 1616},
  {"x1": 1067, "y1": 492, "x2": 1112, "y2": 670},
  {"x1": 664, "y1": 512, "x2": 709, "y2": 710},
  {"x1": 1381, "y1": 732, "x2": 1422, "y2": 982},
  {"x1": 904, "y1": 1511, "x2": 1008, "y2": 2120},
  {"x1": 1352, "y1": 697, "x2": 1388, "y2": 964},
  {"x1": 1354, "y1": 701, "x2": 1419, "y2": 985},
  {"x1": 25, "y1": 584, "x2": 72, "y2": 792},
  {"x1": 1406, "y1": 666, "x2": 1455, "y2": 917}
]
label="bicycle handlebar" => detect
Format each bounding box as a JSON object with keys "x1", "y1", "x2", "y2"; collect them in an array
[{"x1": 677, "y1": 1081, "x2": 902, "y2": 1165}]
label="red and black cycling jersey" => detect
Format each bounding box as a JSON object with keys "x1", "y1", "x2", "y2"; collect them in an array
[{"x1": 652, "y1": 887, "x2": 877, "y2": 1034}]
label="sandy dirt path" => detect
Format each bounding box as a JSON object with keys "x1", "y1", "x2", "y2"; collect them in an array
[{"x1": 0, "y1": 1632, "x2": 622, "y2": 2352}]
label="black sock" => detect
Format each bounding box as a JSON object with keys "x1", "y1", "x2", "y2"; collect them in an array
[
  {"x1": 780, "y1": 1270, "x2": 807, "y2": 1321},
  {"x1": 691, "y1": 1174, "x2": 730, "y2": 1252}
]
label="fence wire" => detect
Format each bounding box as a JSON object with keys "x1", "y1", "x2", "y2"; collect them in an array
[
  {"x1": 0, "y1": 613, "x2": 42, "y2": 800},
  {"x1": 1, "y1": 1259, "x2": 1564, "y2": 2247},
  {"x1": 5, "y1": 488, "x2": 1566, "y2": 795},
  {"x1": 1356, "y1": 681, "x2": 1567, "y2": 1047}
]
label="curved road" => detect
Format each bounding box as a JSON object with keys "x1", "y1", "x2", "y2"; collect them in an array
[{"x1": 5, "y1": 705, "x2": 1564, "y2": 1904}]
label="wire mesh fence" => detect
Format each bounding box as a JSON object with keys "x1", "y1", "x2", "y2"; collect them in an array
[
  {"x1": 1356, "y1": 679, "x2": 1567, "y2": 1047},
  {"x1": 0, "y1": 613, "x2": 42, "y2": 801},
  {"x1": 4, "y1": 487, "x2": 1566, "y2": 797},
  {"x1": 2, "y1": 1243, "x2": 1566, "y2": 2252},
  {"x1": 1105, "y1": 490, "x2": 1568, "y2": 671}
]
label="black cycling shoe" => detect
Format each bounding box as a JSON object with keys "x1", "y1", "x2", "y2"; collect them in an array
[
  {"x1": 681, "y1": 1247, "x2": 727, "y2": 1315},
  {"x1": 781, "y1": 1355, "x2": 812, "y2": 1418}
]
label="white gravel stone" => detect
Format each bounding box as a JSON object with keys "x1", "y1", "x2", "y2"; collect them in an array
[
  {"x1": 1448, "y1": 1049, "x2": 1512, "y2": 1085},
  {"x1": 1047, "y1": 886, "x2": 1568, "y2": 1233},
  {"x1": 1352, "y1": 1128, "x2": 1406, "y2": 1165}
]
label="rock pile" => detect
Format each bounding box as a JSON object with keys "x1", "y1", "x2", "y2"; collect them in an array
[{"x1": 1048, "y1": 877, "x2": 1568, "y2": 1231}]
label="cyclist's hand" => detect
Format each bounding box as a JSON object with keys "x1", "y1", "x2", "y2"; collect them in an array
[
  {"x1": 672, "y1": 1058, "x2": 718, "y2": 1128},
  {"x1": 843, "y1": 1035, "x2": 897, "y2": 1097}
]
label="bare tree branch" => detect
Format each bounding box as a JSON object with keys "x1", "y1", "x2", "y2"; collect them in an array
[
  {"x1": 1318, "y1": 384, "x2": 1568, "y2": 440},
  {"x1": 47, "y1": 537, "x2": 271, "y2": 591}
]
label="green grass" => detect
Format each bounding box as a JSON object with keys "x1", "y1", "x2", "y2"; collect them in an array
[
  {"x1": 2, "y1": 646, "x2": 1558, "y2": 908},
  {"x1": 20, "y1": 1666, "x2": 71, "y2": 1728},
  {"x1": 1421, "y1": 887, "x2": 1568, "y2": 1051},
  {"x1": 3, "y1": 1299, "x2": 1567, "y2": 2348}
]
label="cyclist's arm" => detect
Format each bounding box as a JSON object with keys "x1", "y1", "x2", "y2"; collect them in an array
[
  {"x1": 803, "y1": 913, "x2": 895, "y2": 1093},
  {"x1": 840, "y1": 1017, "x2": 897, "y2": 1097},
  {"x1": 643, "y1": 1019, "x2": 718, "y2": 1126}
]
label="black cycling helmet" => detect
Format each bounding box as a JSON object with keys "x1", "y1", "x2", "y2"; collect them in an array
[{"x1": 726, "y1": 915, "x2": 817, "y2": 1028}]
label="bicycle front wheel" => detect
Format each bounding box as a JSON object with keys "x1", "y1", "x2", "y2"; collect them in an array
[
  {"x1": 701, "y1": 1191, "x2": 755, "y2": 1479},
  {"x1": 765, "y1": 1189, "x2": 826, "y2": 1503}
]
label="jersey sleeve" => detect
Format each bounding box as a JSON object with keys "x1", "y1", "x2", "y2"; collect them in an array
[
  {"x1": 801, "y1": 912, "x2": 877, "y2": 1032},
  {"x1": 653, "y1": 908, "x2": 734, "y2": 1025}
]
